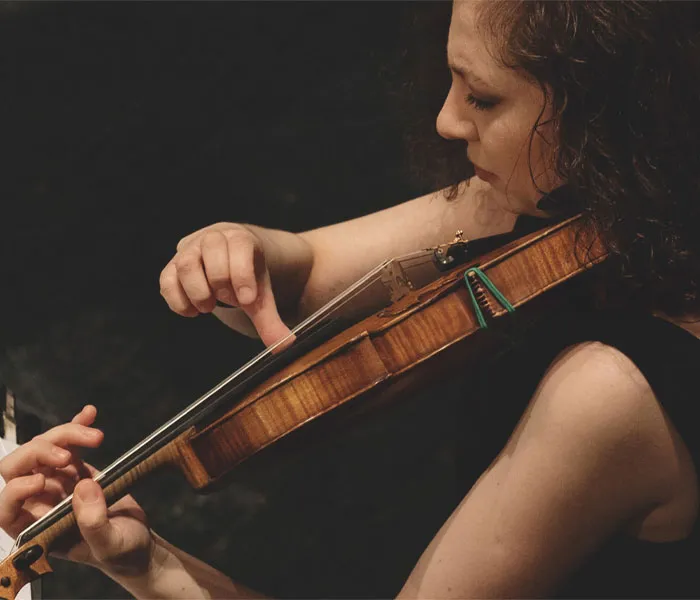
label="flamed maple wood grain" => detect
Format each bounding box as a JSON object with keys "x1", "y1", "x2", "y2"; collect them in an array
[
  {"x1": 178, "y1": 216, "x2": 605, "y2": 489},
  {"x1": 0, "y1": 216, "x2": 605, "y2": 600}
]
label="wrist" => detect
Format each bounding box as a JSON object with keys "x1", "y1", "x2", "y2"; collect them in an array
[
  {"x1": 101, "y1": 532, "x2": 192, "y2": 600},
  {"x1": 103, "y1": 532, "x2": 265, "y2": 600},
  {"x1": 251, "y1": 225, "x2": 315, "y2": 315}
]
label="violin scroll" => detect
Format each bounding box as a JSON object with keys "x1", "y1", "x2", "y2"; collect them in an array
[{"x1": 0, "y1": 541, "x2": 51, "y2": 600}]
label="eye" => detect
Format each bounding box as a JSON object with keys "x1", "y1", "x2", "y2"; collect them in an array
[{"x1": 465, "y1": 93, "x2": 499, "y2": 111}]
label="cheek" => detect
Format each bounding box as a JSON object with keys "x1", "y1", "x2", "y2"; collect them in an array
[
  {"x1": 493, "y1": 106, "x2": 558, "y2": 188},
  {"x1": 480, "y1": 112, "x2": 537, "y2": 173},
  {"x1": 480, "y1": 113, "x2": 557, "y2": 212}
]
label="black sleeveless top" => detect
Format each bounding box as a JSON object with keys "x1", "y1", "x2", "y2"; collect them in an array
[
  {"x1": 466, "y1": 301, "x2": 700, "y2": 598},
  {"x1": 225, "y1": 208, "x2": 700, "y2": 599}
]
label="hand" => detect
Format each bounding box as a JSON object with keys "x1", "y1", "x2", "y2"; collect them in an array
[
  {"x1": 159, "y1": 222, "x2": 292, "y2": 347},
  {"x1": 0, "y1": 406, "x2": 154, "y2": 578}
]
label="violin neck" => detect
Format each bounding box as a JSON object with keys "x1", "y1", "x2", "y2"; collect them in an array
[
  {"x1": 11, "y1": 244, "x2": 462, "y2": 551},
  {"x1": 15, "y1": 434, "x2": 184, "y2": 550}
]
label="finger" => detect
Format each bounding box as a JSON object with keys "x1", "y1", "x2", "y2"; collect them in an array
[
  {"x1": 242, "y1": 268, "x2": 294, "y2": 350},
  {"x1": 174, "y1": 249, "x2": 216, "y2": 314},
  {"x1": 159, "y1": 262, "x2": 198, "y2": 317},
  {"x1": 0, "y1": 413, "x2": 86, "y2": 479},
  {"x1": 79, "y1": 462, "x2": 100, "y2": 478},
  {"x1": 0, "y1": 473, "x2": 45, "y2": 529},
  {"x1": 33, "y1": 469, "x2": 78, "y2": 499},
  {"x1": 176, "y1": 231, "x2": 202, "y2": 252},
  {"x1": 29, "y1": 461, "x2": 100, "y2": 515},
  {"x1": 66, "y1": 407, "x2": 100, "y2": 467},
  {"x1": 36, "y1": 423, "x2": 103, "y2": 452},
  {"x1": 176, "y1": 227, "x2": 210, "y2": 252},
  {"x1": 73, "y1": 480, "x2": 123, "y2": 562},
  {"x1": 36, "y1": 457, "x2": 97, "y2": 490},
  {"x1": 17, "y1": 425, "x2": 102, "y2": 482},
  {"x1": 40, "y1": 448, "x2": 95, "y2": 484},
  {"x1": 226, "y1": 230, "x2": 259, "y2": 306},
  {"x1": 0, "y1": 437, "x2": 77, "y2": 482},
  {"x1": 200, "y1": 231, "x2": 237, "y2": 306},
  {"x1": 176, "y1": 222, "x2": 233, "y2": 252},
  {"x1": 53, "y1": 459, "x2": 99, "y2": 482},
  {"x1": 54, "y1": 441, "x2": 99, "y2": 481},
  {"x1": 37, "y1": 462, "x2": 80, "y2": 482},
  {"x1": 71, "y1": 405, "x2": 97, "y2": 427}
]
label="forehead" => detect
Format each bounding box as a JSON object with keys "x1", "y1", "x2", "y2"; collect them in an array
[{"x1": 447, "y1": 1, "x2": 509, "y2": 85}]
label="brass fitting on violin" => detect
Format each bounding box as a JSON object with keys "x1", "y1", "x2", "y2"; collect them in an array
[{"x1": 433, "y1": 230, "x2": 470, "y2": 272}]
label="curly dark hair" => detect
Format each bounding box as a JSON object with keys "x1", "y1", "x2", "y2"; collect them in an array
[{"x1": 468, "y1": 1, "x2": 700, "y2": 318}]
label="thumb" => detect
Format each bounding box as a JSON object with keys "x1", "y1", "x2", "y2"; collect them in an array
[
  {"x1": 243, "y1": 270, "x2": 295, "y2": 351},
  {"x1": 72, "y1": 479, "x2": 122, "y2": 563}
]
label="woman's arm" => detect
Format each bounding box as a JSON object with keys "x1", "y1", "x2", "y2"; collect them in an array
[
  {"x1": 3, "y1": 340, "x2": 678, "y2": 599},
  {"x1": 113, "y1": 340, "x2": 684, "y2": 600},
  {"x1": 111, "y1": 533, "x2": 267, "y2": 600},
  {"x1": 295, "y1": 177, "x2": 515, "y2": 317},
  {"x1": 397, "y1": 341, "x2": 683, "y2": 598},
  {"x1": 211, "y1": 177, "x2": 516, "y2": 335}
]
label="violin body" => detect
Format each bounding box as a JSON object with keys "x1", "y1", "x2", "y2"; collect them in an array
[
  {"x1": 168, "y1": 215, "x2": 606, "y2": 491},
  {"x1": 0, "y1": 215, "x2": 605, "y2": 600}
]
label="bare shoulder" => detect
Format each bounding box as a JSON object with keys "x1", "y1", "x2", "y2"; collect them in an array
[
  {"x1": 532, "y1": 341, "x2": 654, "y2": 426},
  {"x1": 511, "y1": 339, "x2": 698, "y2": 544},
  {"x1": 518, "y1": 341, "x2": 679, "y2": 505}
]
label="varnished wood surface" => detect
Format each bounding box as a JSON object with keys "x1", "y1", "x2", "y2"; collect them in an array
[
  {"x1": 0, "y1": 439, "x2": 185, "y2": 600},
  {"x1": 184, "y1": 216, "x2": 606, "y2": 488},
  {"x1": 0, "y1": 216, "x2": 605, "y2": 600}
]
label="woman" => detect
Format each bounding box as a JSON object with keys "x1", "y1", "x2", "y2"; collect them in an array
[{"x1": 2, "y1": 1, "x2": 700, "y2": 597}]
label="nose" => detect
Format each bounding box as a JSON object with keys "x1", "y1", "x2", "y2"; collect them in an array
[{"x1": 436, "y1": 84, "x2": 478, "y2": 142}]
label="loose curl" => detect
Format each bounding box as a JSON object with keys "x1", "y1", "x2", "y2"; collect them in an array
[{"x1": 472, "y1": 1, "x2": 700, "y2": 317}]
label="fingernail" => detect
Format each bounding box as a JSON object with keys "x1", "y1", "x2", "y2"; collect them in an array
[
  {"x1": 236, "y1": 286, "x2": 255, "y2": 305},
  {"x1": 77, "y1": 483, "x2": 99, "y2": 503}
]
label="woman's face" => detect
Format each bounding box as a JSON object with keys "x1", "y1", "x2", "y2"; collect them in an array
[{"x1": 437, "y1": 1, "x2": 562, "y2": 216}]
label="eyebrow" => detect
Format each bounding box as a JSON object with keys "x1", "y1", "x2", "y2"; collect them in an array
[{"x1": 448, "y1": 62, "x2": 487, "y2": 86}]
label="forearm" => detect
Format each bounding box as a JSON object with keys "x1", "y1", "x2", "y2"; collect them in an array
[
  {"x1": 213, "y1": 178, "x2": 516, "y2": 334},
  {"x1": 296, "y1": 179, "x2": 516, "y2": 316},
  {"x1": 108, "y1": 533, "x2": 268, "y2": 600},
  {"x1": 244, "y1": 224, "x2": 315, "y2": 320}
]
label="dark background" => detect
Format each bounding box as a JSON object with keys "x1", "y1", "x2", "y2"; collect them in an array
[{"x1": 0, "y1": 2, "x2": 477, "y2": 598}]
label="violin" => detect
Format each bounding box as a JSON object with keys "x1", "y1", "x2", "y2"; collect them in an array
[{"x1": 0, "y1": 214, "x2": 606, "y2": 600}]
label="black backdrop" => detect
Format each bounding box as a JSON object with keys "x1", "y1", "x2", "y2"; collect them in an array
[{"x1": 0, "y1": 3, "x2": 478, "y2": 598}]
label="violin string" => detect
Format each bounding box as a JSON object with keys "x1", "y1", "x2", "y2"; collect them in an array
[{"x1": 14, "y1": 252, "x2": 432, "y2": 548}]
